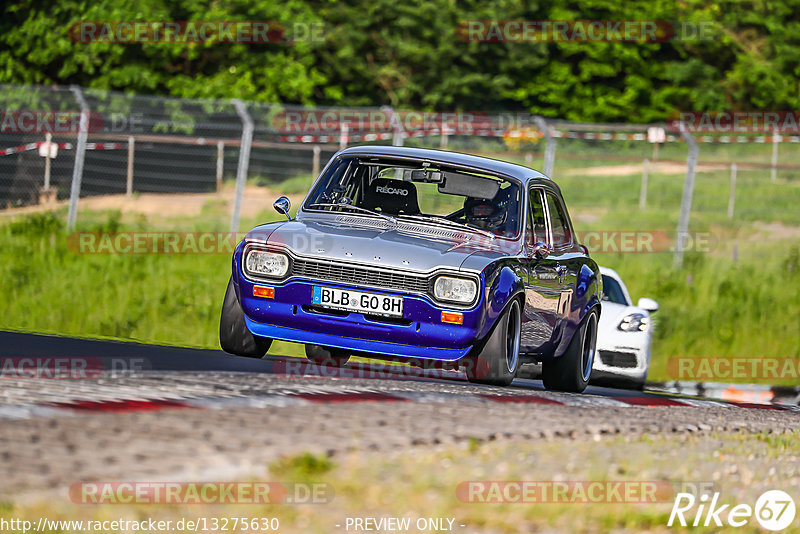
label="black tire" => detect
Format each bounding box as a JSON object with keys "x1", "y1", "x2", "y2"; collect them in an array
[
  {"x1": 305, "y1": 345, "x2": 351, "y2": 367},
  {"x1": 219, "y1": 277, "x2": 272, "y2": 358},
  {"x1": 542, "y1": 310, "x2": 598, "y2": 393},
  {"x1": 464, "y1": 299, "x2": 522, "y2": 387}
]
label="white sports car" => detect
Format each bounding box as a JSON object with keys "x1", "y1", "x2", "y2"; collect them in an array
[{"x1": 591, "y1": 266, "x2": 659, "y2": 389}]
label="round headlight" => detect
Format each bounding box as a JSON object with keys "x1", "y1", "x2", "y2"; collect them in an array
[
  {"x1": 433, "y1": 276, "x2": 477, "y2": 304},
  {"x1": 245, "y1": 249, "x2": 289, "y2": 278}
]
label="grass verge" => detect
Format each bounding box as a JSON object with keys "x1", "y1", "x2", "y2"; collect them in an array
[{"x1": 3, "y1": 430, "x2": 798, "y2": 533}]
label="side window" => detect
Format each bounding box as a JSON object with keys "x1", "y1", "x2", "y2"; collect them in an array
[
  {"x1": 527, "y1": 189, "x2": 548, "y2": 246},
  {"x1": 546, "y1": 192, "x2": 572, "y2": 248}
]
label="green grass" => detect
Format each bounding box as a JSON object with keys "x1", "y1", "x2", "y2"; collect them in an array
[
  {"x1": 1, "y1": 211, "x2": 229, "y2": 347},
  {"x1": 255, "y1": 173, "x2": 315, "y2": 195},
  {"x1": 269, "y1": 453, "x2": 335, "y2": 481}
]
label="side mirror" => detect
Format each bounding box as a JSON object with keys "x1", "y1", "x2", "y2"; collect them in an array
[
  {"x1": 531, "y1": 242, "x2": 550, "y2": 260},
  {"x1": 273, "y1": 196, "x2": 292, "y2": 221},
  {"x1": 638, "y1": 297, "x2": 659, "y2": 313}
]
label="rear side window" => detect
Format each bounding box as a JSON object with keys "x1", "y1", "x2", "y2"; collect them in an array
[
  {"x1": 546, "y1": 192, "x2": 572, "y2": 248},
  {"x1": 526, "y1": 188, "x2": 548, "y2": 246}
]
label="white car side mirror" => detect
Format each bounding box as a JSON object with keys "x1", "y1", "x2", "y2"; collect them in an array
[{"x1": 638, "y1": 297, "x2": 659, "y2": 313}]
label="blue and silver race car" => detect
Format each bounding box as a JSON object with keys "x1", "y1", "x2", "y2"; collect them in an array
[{"x1": 220, "y1": 146, "x2": 602, "y2": 392}]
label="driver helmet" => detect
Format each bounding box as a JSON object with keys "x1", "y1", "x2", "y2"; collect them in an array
[{"x1": 463, "y1": 193, "x2": 508, "y2": 231}]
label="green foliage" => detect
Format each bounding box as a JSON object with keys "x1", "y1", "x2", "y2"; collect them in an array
[
  {"x1": 269, "y1": 453, "x2": 334, "y2": 480},
  {"x1": 254, "y1": 173, "x2": 314, "y2": 194},
  {"x1": 0, "y1": 0, "x2": 325, "y2": 104},
  {"x1": 2, "y1": 1, "x2": 800, "y2": 121}
]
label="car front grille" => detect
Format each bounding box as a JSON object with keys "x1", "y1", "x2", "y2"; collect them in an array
[
  {"x1": 291, "y1": 258, "x2": 431, "y2": 294},
  {"x1": 598, "y1": 350, "x2": 638, "y2": 368}
]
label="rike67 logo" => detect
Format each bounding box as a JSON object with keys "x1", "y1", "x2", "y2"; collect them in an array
[{"x1": 669, "y1": 490, "x2": 796, "y2": 531}]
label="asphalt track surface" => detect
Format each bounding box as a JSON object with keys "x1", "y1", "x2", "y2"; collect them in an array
[{"x1": 1, "y1": 330, "x2": 799, "y2": 497}]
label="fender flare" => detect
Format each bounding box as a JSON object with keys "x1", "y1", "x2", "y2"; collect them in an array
[
  {"x1": 483, "y1": 264, "x2": 526, "y2": 338},
  {"x1": 577, "y1": 262, "x2": 602, "y2": 322}
]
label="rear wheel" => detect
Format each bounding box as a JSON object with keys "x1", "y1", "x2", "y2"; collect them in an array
[
  {"x1": 219, "y1": 277, "x2": 272, "y2": 358},
  {"x1": 305, "y1": 345, "x2": 351, "y2": 367},
  {"x1": 542, "y1": 310, "x2": 597, "y2": 393},
  {"x1": 464, "y1": 299, "x2": 521, "y2": 387}
]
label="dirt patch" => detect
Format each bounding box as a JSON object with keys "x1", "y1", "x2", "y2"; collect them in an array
[
  {"x1": 564, "y1": 162, "x2": 727, "y2": 177},
  {"x1": 748, "y1": 221, "x2": 800, "y2": 242},
  {"x1": 0, "y1": 185, "x2": 305, "y2": 220}
]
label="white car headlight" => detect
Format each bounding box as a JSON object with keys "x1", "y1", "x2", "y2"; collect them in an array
[
  {"x1": 245, "y1": 249, "x2": 289, "y2": 278},
  {"x1": 618, "y1": 313, "x2": 649, "y2": 332},
  {"x1": 433, "y1": 276, "x2": 477, "y2": 304}
]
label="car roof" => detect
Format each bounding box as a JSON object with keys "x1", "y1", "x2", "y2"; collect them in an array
[{"x1": 337, "y1": 145, "x2": 551, "y2": 184}]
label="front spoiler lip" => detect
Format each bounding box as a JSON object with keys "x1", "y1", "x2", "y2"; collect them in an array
[{"x1": 244, "y1": 316, "x2": 472, "y2": 362}]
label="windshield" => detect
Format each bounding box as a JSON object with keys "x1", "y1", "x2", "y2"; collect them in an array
[
  {"x1": 304, "y1": 157, "x2": 522, "y2": 238},
  {"x1": 601, "y1": 274, "x2": 628, "y2": 305}
]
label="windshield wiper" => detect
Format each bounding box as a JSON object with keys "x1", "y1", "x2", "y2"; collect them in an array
[
  {"x1": 397, "y1": 214, "x2": 496, "y2": 240},
  {"x1": 307, "y1": 203, "x2": 398, "y2": 227}
]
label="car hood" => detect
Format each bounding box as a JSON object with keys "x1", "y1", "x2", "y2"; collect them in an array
[{"x1": 246, "y1": 216, "x2": 519, "y2": 273}]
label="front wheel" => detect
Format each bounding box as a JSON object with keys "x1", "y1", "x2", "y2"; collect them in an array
[
  {"x1": 219, "y1": 277, "x2": 272, "y2": 358},
  {"x1": 542, "y1": 310, "x2": 597, "y2": 393},
  {"x1": 464, "y1": 299, "x2": 522, "y2": 387}
]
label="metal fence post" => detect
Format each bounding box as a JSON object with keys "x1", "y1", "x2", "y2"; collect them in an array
[
  {"x1": 216, "y1": 140, "x2": 224, "y2": 192},
  {"x1": 231, "y1": 99, "x2": 254, "y2": 233},
  {"x1": 533, "y1": 116, "x2": 556, "y2": 176},
  {"x1": 639, "y1": 158, "x2": 649, "y2": 210},
  {"x1": 382, "y1": 106, "x2": 404, "y2": 147},
  {"x1": 339, "y1": 123, "x2": 348, "y2": 150},
  {"x1": 66, "y1": 85, "x2": 89, "y2": 230},
  {"x1": 43, "y1": 132, "x2": 52, "y2": 191},
  {"x1": 771, "y1": 127, "x2": 779, "y2": 183},
  {"x1": 312, "y1": 145, "x2": 321, "y2": 177},
  {"x1": 728, "y1": 163, "x2": 737, "y2": 220},
  {"x1": 673, "y1": 125, "x2": 698, "y2": 269},
  {"x1": 126, "y1": 136, "x2": 134, "y2": 198}
]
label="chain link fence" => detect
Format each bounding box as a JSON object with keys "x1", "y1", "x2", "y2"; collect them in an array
[
  {"x1": 2, "y1": 84, "x2": 799, "y2": 265},
  {"x1": 0, "y1": 86, "x2": 80, "y2": 208}
]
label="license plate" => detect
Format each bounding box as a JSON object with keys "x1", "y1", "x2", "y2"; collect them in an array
[{"x1": 312, "y1": 286, "x2": 404, "y2": 317}]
